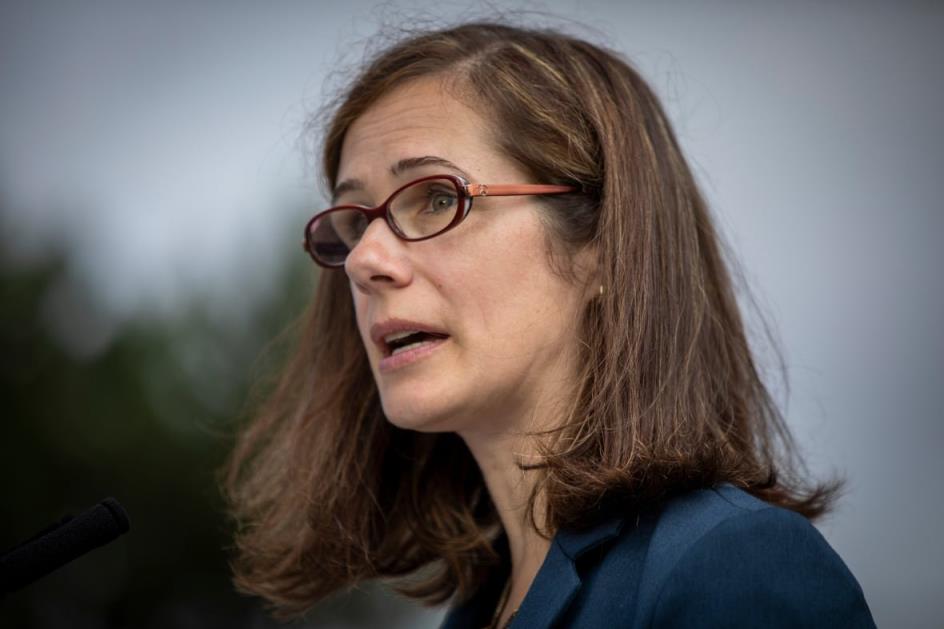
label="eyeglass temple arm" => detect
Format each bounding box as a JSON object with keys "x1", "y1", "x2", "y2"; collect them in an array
[{"x1": 465, "y1": 183, "x2": 576, "y2": 197}]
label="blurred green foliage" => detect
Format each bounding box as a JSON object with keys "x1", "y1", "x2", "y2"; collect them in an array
[
  {"x1": 0, "y1": 249, "x2": 315, "y2": 626},
  {"x1": 0, "y1": 230, "x2": 444, "y2": 628}
]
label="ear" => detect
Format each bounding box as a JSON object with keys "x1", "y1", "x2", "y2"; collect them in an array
[{"x1": 573, "y1": 242, "x2": 601, "y2": 302}]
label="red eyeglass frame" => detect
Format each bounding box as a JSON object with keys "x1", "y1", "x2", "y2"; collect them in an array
[{"x1": 303, "y1": 173, "x2": 577, "y2": 268}]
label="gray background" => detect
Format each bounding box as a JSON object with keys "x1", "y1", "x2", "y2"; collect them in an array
[{"x1": 2, "y1": 1, "x2": 941, "y2": 627}]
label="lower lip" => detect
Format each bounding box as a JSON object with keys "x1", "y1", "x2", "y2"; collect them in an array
[{"x1": 379, "y1": 337, "x2": 449, "y2": 372}]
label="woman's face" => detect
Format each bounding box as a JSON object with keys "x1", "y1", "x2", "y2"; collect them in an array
[{"x1": 338, "y1": 77, "x2": 593, "y2": 436}]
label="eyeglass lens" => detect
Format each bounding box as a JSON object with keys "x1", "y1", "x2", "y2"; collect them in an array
[{"x1": 308, "y1": 177, "x2": 462, "y2": 266}]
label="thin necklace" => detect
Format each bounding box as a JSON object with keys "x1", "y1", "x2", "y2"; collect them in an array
[{"x1": 488, "y1": 578, "x2": 518, "y2": 629}]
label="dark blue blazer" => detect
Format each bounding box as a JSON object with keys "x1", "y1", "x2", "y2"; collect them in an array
[{"x1": 441, "y1": 484, "x2": 875, "y2": 628}]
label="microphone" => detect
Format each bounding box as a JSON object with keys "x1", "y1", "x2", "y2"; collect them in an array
[{"x1": 0, "y1": 497, "x2": 130, "y2": 594}]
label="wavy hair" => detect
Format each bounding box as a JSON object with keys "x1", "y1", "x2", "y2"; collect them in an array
[{"x1": 223, "y1": 21, "x2": 838, "y2": 619}]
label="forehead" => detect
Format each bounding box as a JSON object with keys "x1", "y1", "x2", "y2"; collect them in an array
[{"x1": 337, "y1": 77, "x2": 496, "y2": 183}]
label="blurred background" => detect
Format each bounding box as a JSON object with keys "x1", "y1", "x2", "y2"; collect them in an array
[{"x1": 1, "y1": 1, "x2": 941, "y2": 627}]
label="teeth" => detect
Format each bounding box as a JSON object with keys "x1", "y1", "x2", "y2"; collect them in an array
[
  {"x1": 384, "y1": 330, "x2": 420, "y2": 344},
  {"x1": 391, "y1": 340, "x2": 434, "y2": 355}
]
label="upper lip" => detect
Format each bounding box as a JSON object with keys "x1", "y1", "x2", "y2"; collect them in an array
[{"x1": 370, "y1": 318, "x2": 450, "y2": 356}]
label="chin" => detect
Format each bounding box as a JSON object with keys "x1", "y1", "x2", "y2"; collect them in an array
[{"x1": 379, "y1": 392, "x2": 459, "y2": 433}]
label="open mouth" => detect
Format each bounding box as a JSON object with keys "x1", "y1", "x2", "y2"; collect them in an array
[{"x1": 382, "y1": 331, "x2": 450, "y2": 357}]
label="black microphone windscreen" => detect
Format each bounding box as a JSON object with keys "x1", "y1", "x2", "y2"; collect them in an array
[{"x1": 0, "y1": 497, "x2": 130, "y2": 593}]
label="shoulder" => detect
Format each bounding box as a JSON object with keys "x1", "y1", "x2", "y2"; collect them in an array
[{"x1": 625, "y1": 484, "x2": 875, "y2": 628}]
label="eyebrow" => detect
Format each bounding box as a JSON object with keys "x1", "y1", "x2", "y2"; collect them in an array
[{"x1": 331, "y1": 155, "x2": 470, "y2": 203}]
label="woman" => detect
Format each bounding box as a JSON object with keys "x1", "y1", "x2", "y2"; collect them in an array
[{"x1": 225, "y1": 22, "x2": 875, "y2": 628}]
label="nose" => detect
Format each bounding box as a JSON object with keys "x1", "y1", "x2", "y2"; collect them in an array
[{"x1": 344, "y1": 216, "x2": 412, "y2": 292}]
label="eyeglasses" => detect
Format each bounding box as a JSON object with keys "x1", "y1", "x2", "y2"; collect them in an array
[{"x1": 303, "y1": 174, "x2": 577, "y2": 268}]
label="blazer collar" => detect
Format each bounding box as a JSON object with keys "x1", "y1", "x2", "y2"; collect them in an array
[
  {"x1": 440, "y1": 509, "x2": 629, "y2": 629},
  {"x1": 554, "y1": 509, "x2": 628, "y2": 561},
  {"x1": 512, "y1": 510, "x2": 628, "y2": 628}
]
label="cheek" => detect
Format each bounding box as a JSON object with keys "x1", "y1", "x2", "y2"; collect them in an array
[
  {"x1": 444, "y1": 218, "x2": 573, "y2": 354},
  {"x1": 438, "y1": 205, "x2": 543, "y2": 285}
]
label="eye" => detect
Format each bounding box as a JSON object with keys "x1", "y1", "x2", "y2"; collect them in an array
[
  {"x1": 349, "y1": 213, "x2": 369, "y2": 238},
  {"x1": 426, "y1": 188, "x2": 457, "y2": 214},
  {"x1": 331, "y1": 210, "x2": 369, "y2": 246}
]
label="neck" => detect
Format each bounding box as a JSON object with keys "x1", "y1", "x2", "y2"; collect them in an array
[
  {"x1": 459, "y1": 426, "x2": 552, "y2": 619},
  {"x1": 455, "y1": 345, "x2": 582, "y2": 619}
]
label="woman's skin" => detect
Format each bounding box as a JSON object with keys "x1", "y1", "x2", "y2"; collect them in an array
[{"x1": 338, "y1": 76, "x2": 596, "y2": 626}]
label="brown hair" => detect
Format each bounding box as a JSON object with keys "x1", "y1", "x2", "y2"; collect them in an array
[{"x1": 223, "y1": 21, "x2": 839, "y2": 618}]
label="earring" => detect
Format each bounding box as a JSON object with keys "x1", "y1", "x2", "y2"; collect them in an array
[{"x1": 598, "y1": 284, "x2": 605, "y2": 296}]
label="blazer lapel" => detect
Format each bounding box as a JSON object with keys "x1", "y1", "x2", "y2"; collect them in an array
[
  {"x1": 440, "y1": 512, "x2": 628, "y2": 629},
  {"x1": 510, "y1": 512, "x2": 627, "y2": 629},
  {"x1": 508, "y1": 539, "x2": 581, "y2": 628}
]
